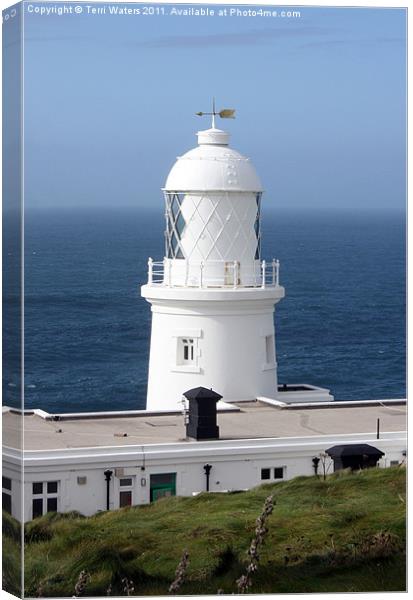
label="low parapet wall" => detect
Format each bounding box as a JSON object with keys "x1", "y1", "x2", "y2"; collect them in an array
[{"x1": 257, "y1": 397, "x2": 406, "y2": 410}]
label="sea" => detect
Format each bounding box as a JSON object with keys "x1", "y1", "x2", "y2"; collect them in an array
[{"x1": 3, "y1": 208, "x2": 406, "y2": 413}]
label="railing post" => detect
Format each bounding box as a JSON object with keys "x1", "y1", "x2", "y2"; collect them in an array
[
  {"x1": 233, "y1": 260, "x2": 238, "y2": 289},
  {"x1": 148, "y1": 257, "x2": 153, "y2": 285},
  {"x1": 185, "y1": 259, "x2": 189, "y2": 287},
  {"x1": 199, "y1": 261, "x2": 204, "y2": 288},
  {"x1": 276, "y1": 259, "x2": 280, "y2": 286},
  {"x1": 167, "y1": 258, "x2": 172, "y2": 287},
  {"x1": 162, "y1": 258, "x2": 167, "y2": 286},
  {"x1": 272, "y1": 259, "x2": 276, "y2": 286},
  {"x1": 261, "y1": 260, "x2": 266, "y2": 289}
]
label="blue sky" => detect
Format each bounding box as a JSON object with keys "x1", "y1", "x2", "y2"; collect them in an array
[{"x1": 20, "y1": 2, "x2": 406, "y2": 211}]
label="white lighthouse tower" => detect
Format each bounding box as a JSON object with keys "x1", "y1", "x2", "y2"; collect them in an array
[{"x1": 141, "y1": 107, "x2": 285, "y2": 411}]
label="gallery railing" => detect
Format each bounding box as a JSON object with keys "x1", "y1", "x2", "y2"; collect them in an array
[{"x1": 146, "y1": 258, "x2": 280, "y2": 289}]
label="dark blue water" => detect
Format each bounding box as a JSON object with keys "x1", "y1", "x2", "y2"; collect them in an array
[{"x1": 4, "y1": 208, "x2": 406, "y2": 413}]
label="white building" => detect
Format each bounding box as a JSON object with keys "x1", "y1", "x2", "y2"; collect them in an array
[
  {"x1": 2, "y1": 399, "x2": 407, "y2": 522},
  {"x1": 2, "y1": 111, "x2": 407, "y2": 522}
]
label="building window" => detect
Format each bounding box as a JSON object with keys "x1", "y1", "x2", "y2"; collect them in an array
[
  {"x1": 177, "y1": 337, "x2": 195, "y2": 365},
  {"x1": 119, "y1": 478, "x2": 133, "y2": 487},
  {"x1": 390, "y1": 460, "x2": 400, "y2": 467},
  {"x1": 118, "y1": 477, "x2": 134, "y2": 508},
  {"x1": 31, "y1": 481, "x2": 59, "y2": 519},
  {"x1": 172, "y1": 330, "x2": 202, "y2": 373},
  {"x1": 261, "y1": 468, "x2": 271, "y2": 480},
  {"x1": 265, "y1": 335, "x2": 275, "y2": 365},
  {"x1": 32, "y1": 498, "x2": 43, "y2": 519},
  {"x1": 33, "y1": 482, "x2": 43, "y2": 495},
  {"x1": 47, "y1": 497, "x2": 58, "y2": 512},
  {"x1": 165, "y1": 192, "x2": 186, "y2": 259},
  {"x1": 261, "y1": 467, "x2": 285, "y2": 481},
  {"x1": 3, "y1": 493, "x2": 12, "y2": 514},
  {"x1": 47, "y1": 481, "x2": 58, "y2": 494},
  {"x1": 183, "y1": 338, "x2": 194, "y2": 362},
  {"x1": 119, "y1": 491, "x2": 132, "y2": 507},
  {"x1": 2, "y1": 477, "x2": 12, "y2": 514}
]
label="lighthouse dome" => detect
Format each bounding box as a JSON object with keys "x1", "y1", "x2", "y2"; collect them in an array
[{"x1": 164, "y1": 127, "x2": 263, "y2": 192}]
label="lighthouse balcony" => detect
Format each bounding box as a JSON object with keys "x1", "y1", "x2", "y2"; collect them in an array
[{"x1": 146, "y1": 257, "x2": 280, "y2": 289}]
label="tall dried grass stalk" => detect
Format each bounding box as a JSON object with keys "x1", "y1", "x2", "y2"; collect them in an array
[
  {"x1": 236, "y1": 494, "x2": 274, "y2": 593},
  {"x1": 168, "y1": 549, "x2": 189, "y2": 594},
  {"x1": 73, "y1": 570, "x2": 91, "y2": 597},
  {"x1": 121, "y1": 577, "x2": 135, "y2": 596}
]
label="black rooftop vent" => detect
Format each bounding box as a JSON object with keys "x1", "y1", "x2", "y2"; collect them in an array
[
  {"x1": 326, "y1": 443, "x2": 384, "y2": 472},
  {"x1": 326, "y1": 444, "x2": 384, "y2": 458},
  {"x1": 184, "y1": 387, "x2": 223, "y2": 402},
  {"x1": 183, "y1": 387, "x2": 222, "y2": 441}
]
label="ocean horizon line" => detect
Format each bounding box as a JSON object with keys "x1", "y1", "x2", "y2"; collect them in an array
[{"x1": 17, "y1": 205, "x2": 407, "y2": 217}]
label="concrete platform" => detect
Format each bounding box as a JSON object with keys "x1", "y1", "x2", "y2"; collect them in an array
[{"x1": 3, "y1": 400, "x2": 407, "y2": 451}]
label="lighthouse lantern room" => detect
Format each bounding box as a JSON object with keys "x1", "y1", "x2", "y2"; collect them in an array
[{"x1": 141, "y1": 107, "x2": 285, "y2": 411}]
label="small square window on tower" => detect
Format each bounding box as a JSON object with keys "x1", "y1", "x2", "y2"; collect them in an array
[
  {"x1": 171, "y1": 330, "x2": 202, "y2": 374},
  {"x1": 262, "y1": 333, "x2": 276, "y2": 371},
  {"x1": 265, "y1": 335, "x2": 275, "y2": 365}
]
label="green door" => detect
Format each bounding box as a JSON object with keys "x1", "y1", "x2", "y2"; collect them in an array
[{"x1": 150, "y1": 473, "x2": 176, "y2": 502}]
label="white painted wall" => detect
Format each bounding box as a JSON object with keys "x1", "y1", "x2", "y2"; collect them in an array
[
  {"x1": 4, "y1": 431, "x2": 406, "y2": 522},
  {"x1": 142, "y1": 289, "x2": 283, "y2": 411},
  {"x1": 142, "y1": 121, "x2": 283, "y2": 412}
]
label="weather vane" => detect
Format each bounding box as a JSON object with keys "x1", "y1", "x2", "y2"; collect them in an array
[{"x1": 196, "y1": 98, "x2": 235, "y2": 128}]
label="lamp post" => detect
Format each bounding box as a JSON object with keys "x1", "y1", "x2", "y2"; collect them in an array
[{"x1": 104, "y1": 469, "x2": 113, "y2": 510}]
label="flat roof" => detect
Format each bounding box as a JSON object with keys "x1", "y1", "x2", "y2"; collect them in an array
[{"x1": 2, "y1": 400, "x2": 407, "y2": 452}]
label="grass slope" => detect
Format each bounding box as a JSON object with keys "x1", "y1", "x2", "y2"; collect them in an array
[
  {"x1": 2, "y1": 512, "x2": 22, "y2": 597},
  {"x1": 4, "y1": 467, "x2": 406, "y2": 596}
]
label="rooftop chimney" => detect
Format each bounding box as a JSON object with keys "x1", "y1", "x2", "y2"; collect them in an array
[{"x1": 183, "y1": 387, "x2": 222, "y2": 440}]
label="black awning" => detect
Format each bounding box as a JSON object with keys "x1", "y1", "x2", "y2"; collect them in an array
[{"x1": 325, "y1": 444, "x2": 385, "y2": 458}]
